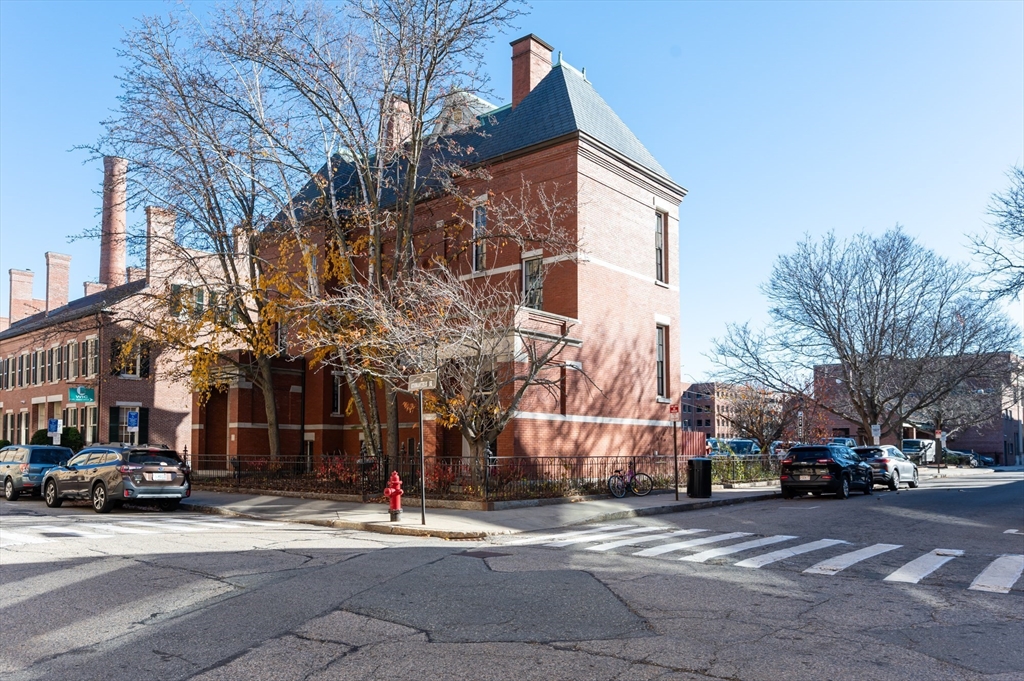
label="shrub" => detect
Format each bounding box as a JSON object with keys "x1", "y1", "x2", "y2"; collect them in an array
[
  {"x1": 30, "y1": 429, "x2": 49, "y2": 445},
  {"x1": 0, "y1": 439, "x2": 9, "y2": 449},
  {"x1": 30, "y1": 428, "x2": 83, "y2": 451}
]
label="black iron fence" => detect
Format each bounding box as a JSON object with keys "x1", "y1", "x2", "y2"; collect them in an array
[{"x1": 193, "y1": 451, "x2": 778, "y2": 501}]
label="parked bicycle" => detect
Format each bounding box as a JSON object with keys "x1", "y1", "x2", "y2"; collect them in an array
[{"x1": 608, "y1": 459, "x2": 654, "y2": 498}]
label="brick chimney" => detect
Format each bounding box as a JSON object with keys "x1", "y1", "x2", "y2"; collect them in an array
[
  {"x1": 100, "y1": 156, "x2": 128, "y2": 287},
  {"x1": 146, "y1": 206, "x2": 176, "y2": 283},
  {"x1": 84, "y1": 282, "x2": 108, "y2": 297},
  {"x1": 382, "y1": 96, "x2": 412, "y2": 152},
  {"x1": 511, "y1": 34, "x2": 553, "y2": 109},
  {"x1": 45, "y1": 252, "x2": 72, "y2": 312},
  {"x1": 9, "y1": 269, "x2": 43, "y2": 323}
]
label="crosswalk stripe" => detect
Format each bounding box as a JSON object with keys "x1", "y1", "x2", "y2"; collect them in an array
[
  {"x1": 585, "y1": 528, "x2": 707, "y2": 552},
  {"x1": 546, "y1": 526, "x2": 668, "y2": 547},
  {"x1": 680, "y1": 535, "x2": 797, "y2": 563},
  {"x1": 634, "y1": 532, "x2": 753, "y2": 557},
  {"x1": 28, "y1": 525, "x2": 112, "y2": 539},
  {"x1": 0, "y1": 530, "x2": 54, "y2": 547},
  {"x1": 968, "y1": 555, "x2": 1024, "y2": 594},
  {"x1": 505, "y1": 525, "x2": 634, "y2": 546},
  {"x1": 734, "y1": 539, "x2": 849, "y2": 568},
  {"x1": 884, "y1": 549, "x2": 964, "y2": 583},
  {"x1": 121, "y1": 520, "x2": 208, "y2": 532},
  {"x1": 804, "y1": 543, "x2": 902, "y2": 575},
  {"x1": 80, "y1": 524, "x2": 154, "y2": 535}
]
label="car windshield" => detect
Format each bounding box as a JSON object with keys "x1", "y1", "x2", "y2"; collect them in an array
[
  {"x1": 788, "y1": 447, "x2": 832, "y2": 461},
  {"x1": 30, "y1": 449, "x2": 68, "y2": 465},
  {"x1": 726, "y1": 440, "x2": 756, "y2": 454},
  {"x1": 128, "y1": 452, "x2": 182, "y2": 466},
  {"x1": 903, "y1": 440, "x2": 924, "y2": 450}
]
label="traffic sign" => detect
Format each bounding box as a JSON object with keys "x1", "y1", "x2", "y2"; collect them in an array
[
  {"x1": 668, "y1": 404, "x2": 680, "y2": 421},
  {"x1": 408, "y1": 372, "x2": 437, "y2": 392},
  {"x1": 48, "y1": 418, "x2": 60, "y2": 434},
  {"x1": 127, "y1": 410, "x2": 140, "y2": 433}
]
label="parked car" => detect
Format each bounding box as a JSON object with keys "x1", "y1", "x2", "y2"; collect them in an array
[
  {"x1": 724, "y1": 439, "x2": 761, "y2": 455},
  {"x1": 852, "y1": 445, "x2": 919, "y2": 490},
  {"x1": 1, "y1": 445, "x2": 73, "y2": 500},
  {"x1": 780, "y1": 444, "x2": 874, "y2": 499},
  {"x1": 829, "y1": 437, "x2": 858, "y2": 448},
  {"x1": 43, "y1": 444, "x2": 190, "y2": 513},
  {"x1": 943, "y1": 449, "x2": 975, "y2": 467},
  {"x1": 975, "y1": 453, "x2": 996, "y2": 467},
  {"x1": 901, "y1": 439, "x2": 936, "y2": 465}
]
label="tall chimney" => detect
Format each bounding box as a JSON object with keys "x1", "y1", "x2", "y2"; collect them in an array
[
  {"x1": 9, "y1": 269, "x2": 41, "y2": 323},
  {"x1": 100, "y1": 156, "x2": 128, "y2": 287},
  {"x1": 511, "y1": 34, "x2": 553, "y2": 109},
  {"x1": 45, "y1": 252, "x2": 71, "y2": 312},
  {"x1": 146, "y1": 206, "x2": 176, "y2": 283},
  {"x1": 382, "y1": 96, "x2": 412, "y2": 152}
]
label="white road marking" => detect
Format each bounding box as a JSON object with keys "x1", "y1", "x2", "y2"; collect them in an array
[
  {"x1": 585, "y1": 528, "x2": 707, "y2": 552},
  {"x1": 121, "y1": 520, "x2": 209, "y2": 532},
  {"x1": 634, "y1": 532, "x2": 753, "y2": 557},
  {"x1": 884, "y1": 549, "x2": 964, "y2": 583},
  {"x1": 27, "y1": 525, "x2": 112, "y2": 539},
  {"x1": 1004, "y1": 529, "x2": 1022, "y2": 535},
  {"x1": 968, "y1": 555, "x2": 1024, "y2": 594},
  {"x1": 804, "y1": 543, "x2": 902, "y2": 575},
  {"x1": 505, "y1": 525, "x2": 634, "y2": 546},
  {"x1": 0, "y1": 530, "x2": 54, "y2": 547},
  {"x1": 680, "y1": 535, "x2": 797, "y2": 563},
  {"x1": 734, "y1": 538, "x2": 849, "y2": 568},
  {"x1": 80, "y1": 523, "x2": 154, "y2": 535},
  {"x1": 546, "y1": 526, "x2": 669, "y2": 547}
]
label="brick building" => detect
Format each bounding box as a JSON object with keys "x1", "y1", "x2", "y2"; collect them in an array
[
  {"x1": 195, "y1": 34, "x2": 687, "y2": 465},
  {"x1": 679, "y1": 382, "x2": 738, "y2": 439},
  {"x1": 812, "y1": 355, "x2": 1023, "y2": 464},
  {"x1": 0, "y1": 158, "x2": 193, "y2": 453}
]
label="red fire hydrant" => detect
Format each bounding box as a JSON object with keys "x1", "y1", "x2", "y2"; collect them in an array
[{"x1": 383, "y1": 471, "x2": 404, "y2": 522}]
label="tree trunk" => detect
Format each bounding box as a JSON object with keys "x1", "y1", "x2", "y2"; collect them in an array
[
  {"x1": 256, "y1": 355, "x2": 281, "y2": 459},
  {"x1": 385, "y1": 381, "x2": 399, "y2": 472}
]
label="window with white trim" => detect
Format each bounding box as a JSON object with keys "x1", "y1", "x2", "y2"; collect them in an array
[
  {"x1": 472, "y1": 205, "x2": 486, "y2": 272},
  {"x1": 523, "y1": 257, "x2": 543, "y2": 310},
  {"x1": 656, "y1": 325, "x2": 668, "y2": 398}
]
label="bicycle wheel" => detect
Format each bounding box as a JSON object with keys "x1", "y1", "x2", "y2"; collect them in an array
[
  {"x1": 630, "y1": 473, "x2": 654, "y2": 496},
  {"x1": 608, "y1": 475, "x2": 627, "y2": 498}
]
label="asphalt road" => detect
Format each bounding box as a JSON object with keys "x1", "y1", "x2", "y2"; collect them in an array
[{"x1": 1, "y1": 471, "x2": 1022, "y2": 681}]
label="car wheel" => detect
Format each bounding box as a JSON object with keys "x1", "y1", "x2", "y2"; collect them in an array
[
  {"x1": 888, "y1": 470, "x2": 900, "y2": 491},
  {"x1": 158, "y1": 499, "x2": 180, "y2": 512},
  {"x1": 908, "y1": 469, "x2": 919, "y2": 488},
  {"x1": 92, "y1": 483, "x2": 113, "y2": 514},
  {"x1": 4, "y1": 477, "x2": 19, "y2": 501},
  {"x1": 44, "y1": 480, "x2": 63, "y2": 508},
  {"x1": 864, "y1": 475, "x2": 873, "y2": 495},
  {"x1": 837, "y1": 477, "x2": 849, "y2": 500}
]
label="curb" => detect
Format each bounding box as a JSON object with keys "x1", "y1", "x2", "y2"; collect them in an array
[{"x1": 179, "y1": 490, "x2": 781, "y2": 539}]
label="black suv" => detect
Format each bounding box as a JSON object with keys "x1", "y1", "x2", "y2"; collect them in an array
[
  {"x1": 1, "y1": 445, "x2": 73, "y2": 500},
  {"x1": 780, "y1": 444, "x2": 873, "y2": 499},
  {"x1": 43, "y1": 444, "x2": 191, "y2": 513}
]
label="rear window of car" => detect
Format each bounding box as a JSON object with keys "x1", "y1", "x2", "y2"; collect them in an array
[
  {"x1": 30, "y1": 449, "x2": 69, "y2": 465},
  {"x1": 903, "y1": 440, "x2": 925, "y2": 450},
  {"x1": 789, "y1": 447, "x2": 832, "y2": 461},
  {"x1": 727, "y1": 440, "x2": 756, "y2": 454},
  {"x1": 853, "y1": 447, "x2": 883, "y2": 457},
  {"x1": 128, "y1": 452, "x2": 182, "y2": 466}
]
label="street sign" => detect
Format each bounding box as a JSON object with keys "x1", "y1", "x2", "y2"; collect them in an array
[
  {"x1": 935, "y1": 429, "x2": 942, "y2": 439},
  {"x1": 797, "y1": 411, "x2": 804, "y2": 439},
  {"x1": 408, "y1": 372, "x2": 437, "y2": 392},
  {"x1": 48, "y1": 418, "x2": 60, "y2": 434},
  {"x1": 668, "y1": 404, "x2": 680, "y2": 421},
  {"x1": 126, "y1": 410, "x2": 140, "y2": 433},
  {"x1": 870, "y1": 424, "x2": 881, "y2": 445},
  {"x1": 68, "y1": 386, "x2": 95, "y2": 403}
]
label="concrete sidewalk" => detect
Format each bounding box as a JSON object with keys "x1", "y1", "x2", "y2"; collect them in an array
[{"x1": 180, "y1": 486, "x2": 781, "y2": 539}]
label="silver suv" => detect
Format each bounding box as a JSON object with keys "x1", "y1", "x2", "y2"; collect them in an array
[{"x1": 43, "y1": 444, "x2": 191, "y2": 513}]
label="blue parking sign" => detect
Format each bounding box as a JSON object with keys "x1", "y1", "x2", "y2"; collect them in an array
[
  {"x1": 48, "y1": 418, "x2": 59, "y2": 433},
  {"x1": 127, "y1": 410, "x2": 140, "y2": 432}
]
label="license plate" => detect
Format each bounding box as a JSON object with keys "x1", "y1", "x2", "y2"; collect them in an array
[
  {"x1": 799, "y1": 475, "x2": 811, "y2": 481},
  {"x1": 151, "y1": 473, "x2": 172, "y2": 481}
]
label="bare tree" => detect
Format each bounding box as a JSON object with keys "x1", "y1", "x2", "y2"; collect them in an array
[
  {"x1": 971, "y1": 166, "x2": 1024, "y2": 300},
  {"x1": 711, "y1": 228, "x2": 1021, "y2": 443},
  {"x1": 719, "y1": 384, "x2": 795, "y2": 451}
]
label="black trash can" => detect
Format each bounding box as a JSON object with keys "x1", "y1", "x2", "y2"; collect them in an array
[{"x1": 687, "y1": 457, "x2": 712, "y2": 498}]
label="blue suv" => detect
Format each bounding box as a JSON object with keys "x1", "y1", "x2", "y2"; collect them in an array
[{"x1": 1, "y1": 445, "x2": 74, "y2": 501}]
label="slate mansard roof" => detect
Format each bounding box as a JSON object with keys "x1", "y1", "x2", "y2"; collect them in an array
[
  {"x1": 0, "y1": 279, "x2": 147, "y2": 342},
  {"x1": 474, "y1": 61, "x2": 676, "y2": 185}
]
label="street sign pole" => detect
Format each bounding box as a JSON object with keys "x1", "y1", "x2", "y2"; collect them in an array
[
  {"x1": 408, "y1": 372, "x2": 437, "y2": 526},
  {"x1": 669, "y1": 403, "x2": 680, "y2": 501}
]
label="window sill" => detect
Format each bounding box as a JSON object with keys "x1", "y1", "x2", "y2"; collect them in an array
[
  {"x1": 117, "y1": 374, "x2": 143, "y2": 381},
  {"x1": 655, "y1": 280, "x2": 669, "y2": 289},
  {"x1": 656, "y1": 397, "x2": 671, "y2": 404}
]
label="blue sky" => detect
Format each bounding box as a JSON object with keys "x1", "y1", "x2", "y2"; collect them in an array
[{"x1": 1, "y1": 1, "x2": 1022, "y2": 380}]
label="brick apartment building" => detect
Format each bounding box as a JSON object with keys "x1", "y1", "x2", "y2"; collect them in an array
[
  {"x1": 679, "y1": 382, "x2": 739, "y2": 439},
  {"x1": 1, "y1": 158, "x2": 193, "y2": 453},
  {"x1": 197, "y1": 34, "x2": 687, "y2": 466},
  {"x1": 812, "y1": 355, "x2": 1023, "y2": 464}
]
